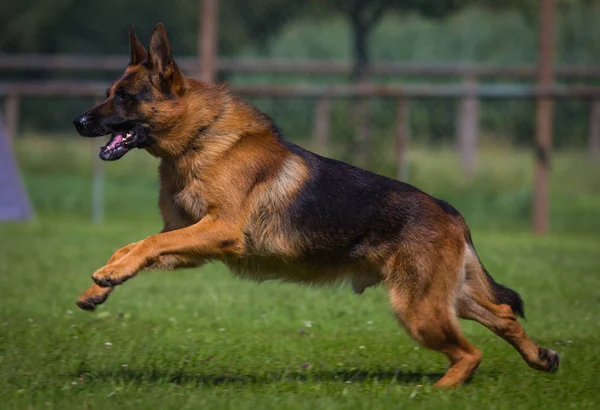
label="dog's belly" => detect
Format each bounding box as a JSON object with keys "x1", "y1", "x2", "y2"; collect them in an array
[{"x1": 222, "y1": 255, "x2": 383, "y2": 292}]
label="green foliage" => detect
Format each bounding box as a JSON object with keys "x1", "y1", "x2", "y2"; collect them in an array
[
  {"x1": 306, "y1": 0, "x2": 467, "y2": 20},
  {"x1": 0, "y1": 0, "x2": 299, "y2": 55},
  {"x1": 221, "y1": 0, "x2": 305, "y2": 55},
  {"x1": 232, "y1": 4, "x2": 600, "y2": 146},
  {"x1": 1, "y1": 2, "x2": 599, "y2": 146}
]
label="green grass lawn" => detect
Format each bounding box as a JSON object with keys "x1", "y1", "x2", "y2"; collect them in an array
[{"x1": 1, "y1": 137, "x2": 600, "y2": 408}]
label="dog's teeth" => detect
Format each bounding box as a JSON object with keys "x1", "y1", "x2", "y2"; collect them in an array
[{"x1": 126, "y1": 132, "x2": 133, "y2": 138}]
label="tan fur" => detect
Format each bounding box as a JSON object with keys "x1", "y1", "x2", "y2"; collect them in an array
[{"x1": 76, "y1": 24, "x2": 559, "y2": 388}]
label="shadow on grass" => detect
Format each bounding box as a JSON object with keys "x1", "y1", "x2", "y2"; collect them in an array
[{"x1": 75, "y1": 367, "x2": 446, "y2": 386}]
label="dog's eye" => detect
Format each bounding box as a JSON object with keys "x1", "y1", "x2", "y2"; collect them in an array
[{"x1": 115, "y1": 93, "x2": 131, "y2": 103}]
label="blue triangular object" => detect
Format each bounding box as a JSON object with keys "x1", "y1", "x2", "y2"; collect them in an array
[{"x1": 0, "y1": 114, "x2": 33, "y2": 221}]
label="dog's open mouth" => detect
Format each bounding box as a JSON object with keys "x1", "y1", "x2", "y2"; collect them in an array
[{"x1": 99, "y1": 130, "x2": 140, "y2": 161}]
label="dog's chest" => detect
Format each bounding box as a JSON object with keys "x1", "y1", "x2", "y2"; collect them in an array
[
  {"x1": 160, "y1": 161, "x2": 208, "y2": 222},
  {"x1": 172, "y1": 182, "x2": 207, "y2": 222}
]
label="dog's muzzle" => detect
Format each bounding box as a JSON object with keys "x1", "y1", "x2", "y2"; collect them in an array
[{"x1": 73, "y1": 114, "x2": 107, "y2": 137}]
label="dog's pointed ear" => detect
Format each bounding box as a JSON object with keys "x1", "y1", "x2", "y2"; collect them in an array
[
  {"x1": 146, "y1": 23, "x2": 183, "y2": 95},
  {"x1": 129, "y1": 26, "x2": 147, "y2": 66}
]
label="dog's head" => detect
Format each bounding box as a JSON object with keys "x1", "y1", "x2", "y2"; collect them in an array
[{"x1": 73, "y1": 24, "x2": 186, "y2": 161}]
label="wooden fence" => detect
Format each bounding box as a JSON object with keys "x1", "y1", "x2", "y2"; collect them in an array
[
  {"x1": 1, "y1": 77, "x2": 600, "y2": 177},
  {"x1": 2, "y1": 53, "x2": 600, "y2": 78},
  {"x1": 1, "y1": 52, "x2": 600, "y2": 231}
]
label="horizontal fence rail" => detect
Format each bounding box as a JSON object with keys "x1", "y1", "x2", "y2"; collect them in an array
[
  {"x1": 1, "y1": 81, "x2": 600, "y2": 99},
  {"x1": 1, "y1": 54, "x2": 600, "y2": 78}
]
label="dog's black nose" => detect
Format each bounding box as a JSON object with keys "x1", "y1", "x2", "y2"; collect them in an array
[
  {"x1": 73, "y1": 114, "x2": 92, "y2": 135},
  {"x1": 73, "y1": 114, "x2": 89, "y2": 128}
]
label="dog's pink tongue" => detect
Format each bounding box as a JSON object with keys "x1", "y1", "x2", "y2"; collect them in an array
[{"x1": 107, "y1": 133, "x2": 124, "y2": 150}]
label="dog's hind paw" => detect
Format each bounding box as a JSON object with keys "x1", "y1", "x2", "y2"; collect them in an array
[{"x1": 538, "y1": 347, "x2": 560, "y2": 373}]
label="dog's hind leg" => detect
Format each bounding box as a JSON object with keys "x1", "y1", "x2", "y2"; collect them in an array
[
  {"x1": 386, "y1": 246, "x2": 482, "y2": 388},
  {"x1": 388, "y1": 283, "x2": 482, "y2": 388},
  {"x1": 457, "y1": 291, "x2": 559, "y2": 373},
  {"x1": 456, "y1": 247, "x2": 559, "y2": 373}
]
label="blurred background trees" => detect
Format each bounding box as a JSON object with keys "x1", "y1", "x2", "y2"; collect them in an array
[{"x1": 1, "y1": 0, "x2": 599, "y2": 148}]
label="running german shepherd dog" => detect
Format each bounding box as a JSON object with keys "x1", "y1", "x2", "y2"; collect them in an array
[{"x1": 73, "y1": 24, "x2": 559, "y2": 387}]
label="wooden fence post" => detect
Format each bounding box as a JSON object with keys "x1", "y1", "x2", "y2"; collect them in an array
[
  {"x1": 589, "y1": 99, "x2": 600, "y2": 160},
  {"x1": 457, "y1": 75, "x2": 479, "y2": 177},
  {"x1": 533, "y1": 0, "x2": 556, "y2": 236},
  {"x1": 198, "y1": 0, "x2": 220, "y2": 83},
  {"x1": 91, "y1": 97, "x2": 105, "y2": 224},
  {"x1": 395, "y1": 97, "x2": 409, "y2": 181},
  {"x1": 312, "y1": 96, "x2": 331, "y2": 155},
  {"x1": 3, "y1": 94, "x2": 20, "y2": 146}
]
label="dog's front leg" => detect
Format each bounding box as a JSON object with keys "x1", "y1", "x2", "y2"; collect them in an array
[
  {"x1": 100, "y1": 219, "x2": 183, "y2": 268},
  {"x1": 76, "y1": 241, "x2": 142, "y2": 310},
  {"x1": 75, "y1": 224, "x2": 202, "y2": 311},
  {"x1": 91, "y1": 217, "x2": 243, "y2": 288},
  {"x1": 106, "y1": 241, "x2": 142, "y2": 264},
  {"x1": 76, "y1": 252, "x2": 203, "y2": 311}
]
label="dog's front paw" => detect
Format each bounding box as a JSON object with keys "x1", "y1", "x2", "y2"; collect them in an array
[
  {"x1": 92, "y1": 263, "x2": 134, "y2": 287},
  {"x1": 76, "y1": 284, "x2": 113, "y2": 311}
]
